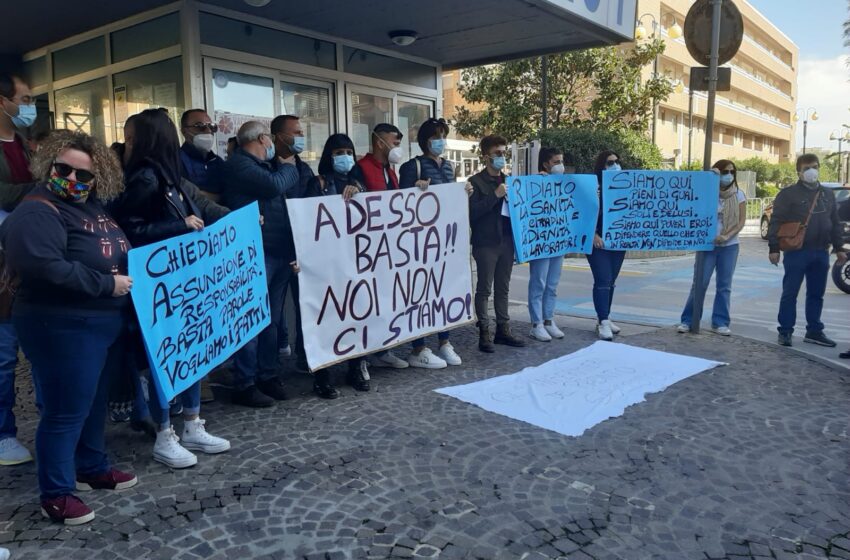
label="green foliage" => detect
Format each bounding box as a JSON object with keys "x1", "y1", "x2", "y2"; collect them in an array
[
  {"x1": 454, "y1": 39, "x2": 673, "y2": 141},
  {"x1": 755, "y1": 184, "x2": 780, "y2": 198},
  {"x1": 677, "y1": 160, "x2": 704, "y2": 171},
  {"x1": 539, "y1": 127, "x2": 663, "y2": 172}
]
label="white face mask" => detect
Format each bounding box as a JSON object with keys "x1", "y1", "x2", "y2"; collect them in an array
[
  {"x1": 549, "y1": 163, "x2": 565, "y2": 174},
  {"x1": 192, "y1": 133, "x2": 215, "y2": 153},
  {"x1": 801, "y1": 167, "x2": 819, "y2": 184},
  {"x1": 388, "y1": 146, "x2": 404, "y2": 164}
]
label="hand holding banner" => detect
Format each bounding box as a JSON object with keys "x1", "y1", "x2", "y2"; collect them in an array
[
  {"x1": 128, "y1": 203, "x2": 270, "y2": 403},
  {"x1": 506, "y1": 174, "x2": 599, "y2": 262},
  {"x1": 288, "y1": 183, "x2": 475, "y2": 371},
  {"x1": 602, "y1": 170, "x2": 719, "y2": 251}
]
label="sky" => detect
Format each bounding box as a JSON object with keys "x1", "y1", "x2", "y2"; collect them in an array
[{"x1": 747, "y1": 0, "x2": 849, "y2": 152}]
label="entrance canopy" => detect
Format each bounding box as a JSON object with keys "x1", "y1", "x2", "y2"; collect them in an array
[{"x1": 3, "y1": 0, "x2": 636, "y2": 67}]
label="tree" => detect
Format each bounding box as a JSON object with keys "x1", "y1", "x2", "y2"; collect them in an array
[{"x1": 453, "y1": 39, "x2": 673, "y2": 141}]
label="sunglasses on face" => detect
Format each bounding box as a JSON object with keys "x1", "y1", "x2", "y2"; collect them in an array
[
  {"x1": 186, "y1": 122, "x2": 218, "y2": 133},
  {"x1": 53, "y1": 162, "x2": 95, "y2": 183},
  {"x1": 605, "y1": 160, "x2": 620, "y2": 167}
]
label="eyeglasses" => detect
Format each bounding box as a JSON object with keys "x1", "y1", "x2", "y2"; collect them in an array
[
  {"x1": 185, "y1": 122, "x2": 219, "y2": 133},
  {"x1": 53, "y1": 162, "x2": 95, "y2": 183},
  {"x1": 605, "y1": 159, "x2": 620, "y2": 167}
]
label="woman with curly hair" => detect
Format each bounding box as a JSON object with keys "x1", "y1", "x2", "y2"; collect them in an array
[{"x1": 0, "y1": 129, "x2": 137, "y2": 525}]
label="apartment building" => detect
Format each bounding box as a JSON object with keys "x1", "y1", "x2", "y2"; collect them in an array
[
  {"x1": 644, "y1": 0, "x2": 798, "y2": 166},
  {"x1": 441, "y1": 0, "x2": 798, "y2": 168}
]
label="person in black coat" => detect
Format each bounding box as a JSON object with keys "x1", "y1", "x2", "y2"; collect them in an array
[{"x1": 111, "y1": 108, "x2": 231, "y2": 470}]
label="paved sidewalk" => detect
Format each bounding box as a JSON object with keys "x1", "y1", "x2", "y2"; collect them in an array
[{"x1": 1, "y1": 320, "x2": 848, "y2": 560}]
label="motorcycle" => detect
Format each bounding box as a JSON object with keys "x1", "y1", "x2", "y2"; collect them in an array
[{"x1": 832, "y1": 246, "x2": 850, "y2": 294}]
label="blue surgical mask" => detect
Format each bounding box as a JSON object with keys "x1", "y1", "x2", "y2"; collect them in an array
[
  {"x1": 607, "y1": 162, "x2": 621, "y2": 172},
  {"x1": 429, "y1": 138, "x2": 446, "y2": 156},
  {"x1": 490, "y1": 156, "x2": 506, "y2": 171},
  {"x1": 291, "y1": 136, "x2": 306, "y2": 154},
  {"x1": 720, "y1": 173, "x2": 734, "y2": 188},
  {"x1": 265, "y1": 142, "x2": 276, "y2": 161},
  {"x1": 333, "y1": 154, "x2": 355, "y2": 174},
  {"x1": 5, "y1": 103, "x2": 36, "y2": 129}
]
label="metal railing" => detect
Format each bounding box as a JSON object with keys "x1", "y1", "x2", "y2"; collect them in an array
[{"x1": 746, "y1": 197, "x2": 775, "y2": 220}]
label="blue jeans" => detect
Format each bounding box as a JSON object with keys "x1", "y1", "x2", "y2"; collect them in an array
[
  {"x1": 148, "y1": 380, "x2": 200, "y2": 430},
  {"x1": 585, "y1": 248, "x2": 626, "y2": 321},
  {"x1": 0, "y1": 322, "x2": 19, "y2": 440},
  {"x1": 778, "y1": 248, "x2": 829, "y2": 335},
  {"x1": 411, "y1": 332, "x2": 450, "y2": 350},
  {"x1": 528, "y1": 256, "x2": 563, "y2": 324},
  {"x1": 680, "y1": 244, "x2": 740, "y2": 328},
  {"x1": 14, "y1": 312, "x2": 124, "y2": 500},
  {"x1": 233, "y1": 255, "x2": 295, "y2": 389}
]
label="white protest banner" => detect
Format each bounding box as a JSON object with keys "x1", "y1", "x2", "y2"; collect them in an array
[{"x1": 288, "y1": 183, "x2": 475, "y2": 371}]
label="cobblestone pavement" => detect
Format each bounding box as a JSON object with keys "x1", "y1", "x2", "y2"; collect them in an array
[{"x1": 1, "y1": 321, "x2": 848, "y2": 560}]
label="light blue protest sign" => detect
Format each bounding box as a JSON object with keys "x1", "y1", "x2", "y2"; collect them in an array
[
  {"x1": 602, "y1": 170, "x2": 719, "y2": 251},
  {"x1": 128, "y1": 203, "x2": 270, "y2": 404},
  {"x1": 506, "y1": 174, "x2": 599, "y2": 263}
]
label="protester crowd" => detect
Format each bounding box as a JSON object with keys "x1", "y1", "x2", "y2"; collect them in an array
[{"x1": 0, "y1": 71, "x2": 847, "y2": 528}]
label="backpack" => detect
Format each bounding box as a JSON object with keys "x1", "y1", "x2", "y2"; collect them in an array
[{"x1": 0, "y1": 195, "x2": 60, "y2": 320}]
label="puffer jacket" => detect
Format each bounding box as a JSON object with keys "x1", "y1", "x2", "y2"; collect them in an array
[{"x1": 399, "y1": 155, "x2": 454, "y2": 188}]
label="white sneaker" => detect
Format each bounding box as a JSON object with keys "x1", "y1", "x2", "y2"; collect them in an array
[
  {"x1": 543, "y1": 322, "x2": 565, "y2": 339},
  {"x1": 279, "y1": 344, "x2": 292, "y2": 357},
  {"x1": 406, "y1": 347, "x2": 447, "y2": 369},
  {"x1": 0, "y1": 437, "x2": 33, "y2": 466},
  {"x1": 609, "y1": 322, "x2": 621, "y2": 335},
  {"x1": 597, "y1": 320, "x2": 614, "y2": 341},
  {"x1": 530, "y1": 324, "x2": 552, "y2": 342},
  {"x1": 181, "y1": 418, "x2": 231, "y2": 454},
  {"x1": 677, "y1": 324, "x2": 690, "y2": 334},
  {"x1": 153, "y1": 426, "x2": 198, "y2": 469},
  {"x1": 437, "y1": 342, "x2": 462, "y2": 366},
  {"x1": 712, "y1": 326, "x2": 732, "y2": 336},
  {"x1": 369, "y1": 350, "x2": 409, "y2": 369}
]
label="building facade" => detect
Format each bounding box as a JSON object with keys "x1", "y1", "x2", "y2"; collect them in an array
[
  {"x1": 6, "y1": 0, "x2": 638, "y2": 173},
  {"x1": 643, "y1": 0, "x2": 798, "y2": 166},
  {"x1": 441, "y1": 0, "x2": 798, "y2": 168}
]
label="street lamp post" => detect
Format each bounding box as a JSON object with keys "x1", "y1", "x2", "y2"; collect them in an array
[
  {"x1": 635, "y1": 13, "x2": 682, "y2": 147},
  {"x1": 794, "y1": 107, "x2": 818, "y2": 153},
  {"x1": 830, "y1": 128, "x2": 850, "y2": 183}
]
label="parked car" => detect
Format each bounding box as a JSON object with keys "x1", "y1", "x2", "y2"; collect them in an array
[{"x1": 760, "y1": 182, "x2": 850, "y2": 242}]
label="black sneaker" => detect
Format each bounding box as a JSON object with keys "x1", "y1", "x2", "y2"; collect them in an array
[
  {"x1": 256, "y1": 377, "x2": 289, "y2": 400},
  {"x1": 313, "y1": 370, "x2": 339, "y2": 400},
  {"x1": 494, "y1": 325, "x2": 526, "y2": 347},
  {"x1": 777, "y1": 332, "x2": 792, "y2": 347},
  {"x1": 346, "y1": 361, "x2": 371, "y2": 392},
  {"x1": 804, "y1": 331, "x2": 837, "y2": 347},
  {"x1": 839, "y1": 349, "x2": 850, "y2": 359},
  {"x1": 232, "y1": 386, "x2": 275, "y2": 408}
]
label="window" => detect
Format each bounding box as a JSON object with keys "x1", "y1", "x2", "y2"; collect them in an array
[
  {"x1": 53, "y1": 37, "x2": 106, "y2": 81},
  {"x1": 743, "y1": 133, "x2": 753, "y2": 149},
  {"x1": 349, "y1": 90, "x2": 393, "y2": 158},
  {"x1": 22, "y1": 57, "x2": 47, "y2": 88},
  {"x1": 280, "y1": 80, "x2": 333, "y2": 172},
  {"x1": 112, "y1": 58, "x2": 184, "y2": 140},
  {"x1": 200, "y1": 13, "x2": 336, "y2": 70},
  {"x1": 55, "y1": 78, "x2": 113, "y2": 145},
  {"x1": 398, "y1": 99, "x2": 432, "y2": 161},
  {"x1": 111, "y1": 13, "x2": 180, "y2": 63},
  {"x1": 209, "y1": 69, "x2": 275, "y2": 157},
  {"x1": 343, "y1": 47, "x2": 437, "y2": 89}
]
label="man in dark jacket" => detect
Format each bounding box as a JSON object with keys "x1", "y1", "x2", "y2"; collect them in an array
[
  {"x1": 767, "y1": 153, "x2": 847, "y2": 348},
  {"x1": 221, "y1": 120, "x2": 300, "y2": 407},
  {"x1": 468, "y1": 134, "x2": 525, "y2": 353},
  {"x1": 178, "y1": 109, "x2": 224, "y2": 201},
  {"x1": 0, "y1": 72, "x2": 35, "y2": 467}
]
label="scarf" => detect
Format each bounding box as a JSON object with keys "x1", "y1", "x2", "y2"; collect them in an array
[{"x1": 719, "y1": 185, "x2": 740, "y2": 237}]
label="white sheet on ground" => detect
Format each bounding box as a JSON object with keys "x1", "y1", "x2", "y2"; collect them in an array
[{"x1": 435, "y1": 341, "x2": 726, "y2": 437}]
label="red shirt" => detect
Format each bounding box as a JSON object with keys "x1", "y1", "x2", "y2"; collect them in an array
[
  {"x1": 1, "y1": 136, "x2": 32, "y2": 184},
  {"x1": 356, "y1": 153, "x2": 398, "y2": 192}
]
